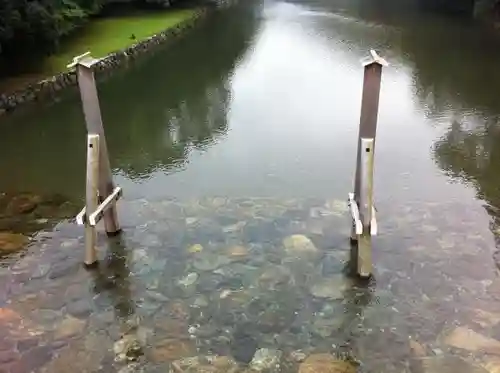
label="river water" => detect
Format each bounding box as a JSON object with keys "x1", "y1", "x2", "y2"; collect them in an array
[{"x1": 1, "y1": 1, "x2": 500, "y2": 372}]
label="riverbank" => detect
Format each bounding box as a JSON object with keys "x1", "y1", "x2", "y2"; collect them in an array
[
  {"x1": 45, "y1": 8, "x2": 198, "y2": 74},
  {"x1": 0, "y1": 6, "x2": 210, "y2": 117}
]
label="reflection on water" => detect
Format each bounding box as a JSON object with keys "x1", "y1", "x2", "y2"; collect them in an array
[
  {"x1": 3, "y1": 0, "x2": 500, "y2": 371},
  {"x1": 0, "y1": 6, "x2": 253, "y2": 198},
  {"x1": 91, "y1": 236, "x2": 135, "y2": 319}
]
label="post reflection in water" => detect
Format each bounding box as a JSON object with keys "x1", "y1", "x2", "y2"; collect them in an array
[{"x1": 91, "y1": 236, "x2": 135, "y2": 320}]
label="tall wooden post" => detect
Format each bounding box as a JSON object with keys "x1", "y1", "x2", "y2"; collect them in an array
[
  {"x1": 69, "y1": 52, "x2": 121, "y2": 236},
  {"x1": 349, "y1": 50, "x2": 387, "y2": 278}
]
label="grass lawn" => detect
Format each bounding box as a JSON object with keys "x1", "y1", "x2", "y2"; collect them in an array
[{"x1": 44, "y1": 8, "x2": 198, "y2": 73}]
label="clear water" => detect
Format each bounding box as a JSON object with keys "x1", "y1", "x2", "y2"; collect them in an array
[{"x1": 1, "y1": 1, "x2": 500, "y2": 372}]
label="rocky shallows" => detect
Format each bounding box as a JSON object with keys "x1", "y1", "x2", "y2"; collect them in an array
[
  {"x1": 0, "y1": 192, "x2": 78, "y2": 256},
  {"x1": 0, "y1": 197, "x2": 497, "y2": 373}
]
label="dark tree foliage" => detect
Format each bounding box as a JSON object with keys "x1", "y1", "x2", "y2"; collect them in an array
[{"x1": 0, "y1": 0, "x2": 172, "y2": 56}]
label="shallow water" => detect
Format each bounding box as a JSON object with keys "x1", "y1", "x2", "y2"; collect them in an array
[
  {"x1": 1, "y1": 197, "x2": 498, "y2": 373},
  {"x1": 2, "y1": 0, "x2": 500, "y2": 372}
]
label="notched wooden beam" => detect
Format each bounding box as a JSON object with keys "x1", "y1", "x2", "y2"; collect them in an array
[{"x1": 89, "y1": 187, "x2": 123, "y2": 226}]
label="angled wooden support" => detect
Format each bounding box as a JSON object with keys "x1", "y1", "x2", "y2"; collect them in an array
[
  {"x1": 89, "y1": 187, "x2": 123, "y2": 226},
  {"x1": 348, "y1": 49, "x2": 387, "y2": 278},
  {"x1": 76, "y1": 186, "x2": 123, "y2": 226},
  {"x1": 76, "y1": 136, "x2": 123, "y2": 267},
  {"x1": 70, "y1": 52, "x2": 122, "y2": 266}
]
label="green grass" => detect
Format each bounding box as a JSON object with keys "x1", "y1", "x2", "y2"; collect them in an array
[{"x1": 45, "y1": 8, "x2": 197, "y2": 73}]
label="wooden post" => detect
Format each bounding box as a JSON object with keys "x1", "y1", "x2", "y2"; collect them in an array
[
  {"x1": 357, "y1": 138, "x2": 374, "y2": 277},
  {"x1": 85, "y1": 134, "x2": 100, "y2": 266},
  {"x1": 349, "y1": 50, "x2": 387, "y2": 278},
  {"x1": 68, "y1": 53, "x2": 121, "y2": 236},
  {"x1": 353, "y1": 51, "x2": 386, "y2": 216}
]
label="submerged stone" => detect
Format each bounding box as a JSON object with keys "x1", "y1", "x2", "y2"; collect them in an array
[
  {"x1": 298, "y1": 354, "x2": 357, "y2": 373},
  {"x1": 17, "y1": 338, "x2": 39, "y2": 353},
  {"x1": 136, "y1": 326, "x2": 153, "y2": 346},
  {"x1": 6, "y1": 194, "x2": 41, "y2": 215},
  {"x1": 311, "y1": 316, "x2": 346, "y2": 338},
  {"x1": 10, "y1": 345, "x2": 53, "y2": 373},
  {"x1": 443, "y1": 326, "x2": 500, "y2": 354},
  {"x1": 192, "y1": 323, "x2": 219, "y2": 338},
  {"x1": 249, "y1": 349, "x2": 283, "y2": 373},
  {"x1": 146, "y1": 290, "x2": 169, "y2": 302},
  {"x1": 48, "y1": 262, "x2": 78, "y2": 280},
  {"x1": 409, "y1": 339, "x2": 427, "y2": 358},
  {"x1": 412, "y1": 356, "x2": 488, "y2": 373},
  {"x1": 289, "y1": 350, "x2": 307, "y2": 363},
  {"x1": 32, "y1": 309, "x2": 61, "y2": 325},
  {"x1": 230, "y1": 328, "x2": 258, "y2": 364},
  {"x1": 309, "y1": 275, "x2": 348, "y2": 299},
  {"x1": 177, "y1": 272, "x2": 199, "y2": 297},
  {"x1": 118, "y1": 363, "x2": 145, "y2": 373},
  {"x1": 0, "y1": 232, "x2": 28, "y2": 254},
  {"x1": 186, "y1": 218, "x2": 199, "y2": 226},
  {"x1": 171, "y1": 355, "x2": 239, "y2": 373},
  {"x1": 31, "y1": 264, "x2": 51, "y2": 279},
  {"x1": 60, "y1": 239, "x2": 79, "y2": 249},
  {"x1": 192, "y1": 295, "x2": 209, "y2": 308},
  {"x1": 256, "y1": 305, "x2": 296, "y2": 333},
  {"x1": 187, "y1": 244, "x2": 203, "y2": 254},
  {"x1": 178, "y1": 273, "x2": 199, "y2": 287},
  {"x1": 483, "y1": 358, "x2": 500, "y2": 373},
  {"x1": 223, "y1": 221, "x2": 247, "y2": 233},
  {"x1": 168, "y1": 300, "x2": 190, "y2": 320},
  {"x1": 132, "y1": 248, "x2": 148, "y2": 263},
  {"x1": 54, "y1": 316, "x2": 86, "y2": 339},
  {"x1": 283, "y1": 235, "x2": 319, "y2": 257},
  {"x1": 246, "y1": 290, "x2": 298, "y2": 333},
  {"x1": 193, "y1": 253, "x2": 230, "y2": 271},
  {"x1": 324, "y1": 199, "x2": 349, "y2": 216},
  {"x1": 146, "y1": 278, "x2": 160, "y2": 290},
  {"x1": 41, "y1": 340, "x2": 104, "y2": 373},
  {"x1": 226, "y1": 245, "x2": 249, "y2": 260},
  {"x1": 65, "y1": 299, "x2": 93, "y2": 318},
  {"x1": 154, "y1": 318, "x2": 187, "y2": 339},
  {"x1": 0, "y1": 349, "x2": 19, "y2": 364},
  {"x1": 321, "y1": 254, "x2": 346, "y2": 276},
  {"x1": 471, "y1": 308, "x2": 500, "y2": 328},
  {"x1": 114, "y1": 334, "x2": 143, "y2": 362},
  {"x1": 137, "y1": 300, "x2": 160, "y2": 316},
  {"x1": 494, "y1": 251, "x2": 500, "y2": 271},
  {"x1": 258, "y1": 266, "x2": 293, "y2": 291},
  {"x1": 150, "y1": 338, "x2": 193, "y2": 363},
  {"x1": 147, "y1": 258, "x2": 168, "y2": 272}
]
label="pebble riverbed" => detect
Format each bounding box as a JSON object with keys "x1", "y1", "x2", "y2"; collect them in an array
[{"x1": 1, "y1": 196, "x2": 499, "y2": 373}]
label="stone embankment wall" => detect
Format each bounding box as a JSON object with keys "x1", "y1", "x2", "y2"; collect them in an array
[{"x1": 0, "y1": 8, "x2": 209, "y2": 116}]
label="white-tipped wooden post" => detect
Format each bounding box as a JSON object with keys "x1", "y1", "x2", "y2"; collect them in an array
[
  {"x1": 348, "y1": 50, "x2": 387, "y2": 278},
  {"x1": 69, "y1": 52, "x2": 123, "y2": 267},
  {"x1": 357, "y1": 137, "x2": 375, "y2": 277},
  {"x1": 68, "y1": 52, "x2": 121, "y2": 236},
  {"x1": 85, "y1": 134, "x2": 100, "y2": 266}
]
